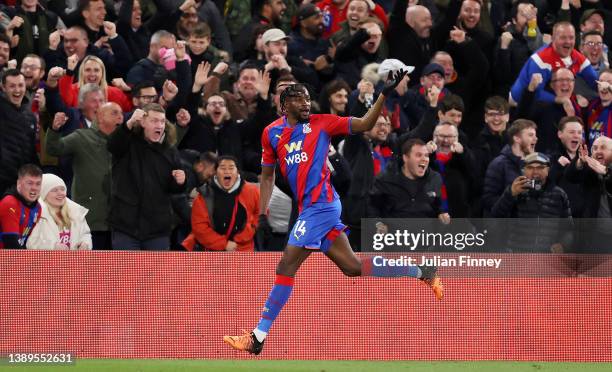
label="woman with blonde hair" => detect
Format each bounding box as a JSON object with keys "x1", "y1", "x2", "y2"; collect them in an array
[
  {"x1": 27, "y1": 174, "x2": 92, "y2": 250},
  {"x1": 58, "y1": 54, "x2": 133, "y2": 112}
]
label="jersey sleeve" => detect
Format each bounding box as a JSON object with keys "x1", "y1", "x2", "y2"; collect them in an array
[
  {"x1": 321, "y1": 114, "x2": 352, "y2": 137},
  {"x1": 261, "y1": 126, "x2": 277, "y2": 167},
  {"x1": 0, "y1": 197, "x2": 21, "y2": 248}
]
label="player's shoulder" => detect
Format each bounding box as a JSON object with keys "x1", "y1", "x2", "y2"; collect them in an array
[
  {"x1": 0, "y1": 194, "x2": 19, "y2": 208},
  {"x1": 310, "y1": 113, "x2": 343, "y2": 122},
  {"x1": 265, "y1": 117, "x2": 286, "y2": 130},
  {"x1": 309, "y1": 114, "x2": 348, "y2": 128},
  {"x1": 0, "y1": 195, "x2": 20, "y2": 217},
  {"x1": 262, "y1": 117, "x2": 286, "y2": 136}
]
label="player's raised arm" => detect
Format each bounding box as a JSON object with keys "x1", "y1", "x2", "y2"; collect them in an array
[{"x1": 350, "y1": 69, "x2": 408, "y2": 133}]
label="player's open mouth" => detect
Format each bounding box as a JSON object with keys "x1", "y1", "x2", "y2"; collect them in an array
[
  {"x1": 29, "y1": 192, "x2": 37, "y2": 199},
  {"x1": 418, "y1": 163, "x2": 427, "y2": 170},
  {"x1": 594, "y1": 153, "x2": 605, "y2": 162},
  {"x1": 570, "y1": 140, "x2": 579, "y2": 147}
]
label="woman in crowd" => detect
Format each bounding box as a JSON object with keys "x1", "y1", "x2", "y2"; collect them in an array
[
  {"x1": 27, "y1": 174, "x2": 92, "y2": 250},
  {"x1": 58, "y1": 55, "x2": 132, "y2": 112}
]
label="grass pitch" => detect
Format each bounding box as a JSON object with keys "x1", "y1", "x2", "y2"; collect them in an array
[{"x1": 1, "y1": 360, "x2": 610, "y2": 372}]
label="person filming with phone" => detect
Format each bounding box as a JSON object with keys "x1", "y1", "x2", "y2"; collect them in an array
[{"x1": 491, "y1": 152, "x2": 573, "y2": 253}]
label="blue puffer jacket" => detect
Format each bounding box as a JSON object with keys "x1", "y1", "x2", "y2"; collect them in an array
[{"x1": 482, "y1": 145, "x2": 523, "y2": 215}]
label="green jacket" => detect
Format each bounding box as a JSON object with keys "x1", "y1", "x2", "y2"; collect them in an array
[{"x1": 45, "y1": 127, "x2": 112, "y2": 232}]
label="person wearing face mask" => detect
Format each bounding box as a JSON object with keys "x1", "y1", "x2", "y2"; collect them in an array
[
  {"x1": 107, "y1": 103, "x2": 187, "y2": 250},
  {"x1": 182, "y1": 155, "x2": 260, "y2": 251},
  {"x1": 491, "y1": 152, "x2": 573, "y2": 253},
  {"x1": 26, "y1": 173, "x2": 91, "y2": 250}
]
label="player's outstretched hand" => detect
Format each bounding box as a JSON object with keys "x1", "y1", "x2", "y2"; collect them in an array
[{"x1": 381, "y1": 69, "x2": 408, "y2": 97}]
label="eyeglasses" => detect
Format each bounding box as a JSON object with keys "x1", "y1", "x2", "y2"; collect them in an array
[
  {"x1": 584, "y1": 41, "x2": 603, "y2": 48},
  {"x1": 551, "y1": 78, "x2": 575, "y2": 84},
  {"x1": 207, "y1": 101, "x2": 226, "y2": 107}
]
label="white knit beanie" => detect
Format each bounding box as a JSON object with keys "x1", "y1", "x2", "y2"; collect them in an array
[{"x1": 40, "y1": 173, "x2": 67, "y2": 202}]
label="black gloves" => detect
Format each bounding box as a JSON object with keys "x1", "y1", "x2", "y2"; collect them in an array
[{"x1": 381, "y1": 69, "x2": 408, "y2": 97}]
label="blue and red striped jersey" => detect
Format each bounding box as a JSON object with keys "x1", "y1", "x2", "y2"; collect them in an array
[{"x1": 262, "y1": 114, "x2": 352, "y2": 212}]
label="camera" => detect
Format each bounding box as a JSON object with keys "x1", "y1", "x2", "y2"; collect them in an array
[{"x1": 528, "y1": 179, "x2": 542, "y2": 191}]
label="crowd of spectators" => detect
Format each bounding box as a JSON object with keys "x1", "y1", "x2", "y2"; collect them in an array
[{"x1": 0, "y1": 0, "x2": 611, "y2": 253}]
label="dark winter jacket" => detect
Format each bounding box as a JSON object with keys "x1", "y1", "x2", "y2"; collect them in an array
[
  {"x1": 549, "y1": 149, "x2": 586, "y2": 218},
  {"x1": 107, "y1": 122, "x2": 185, "y2": 240},
  {"x1": 368, "y1": 167, "x2": 443, "y2": 218},
  {"x1": 491, "y1": 179, "x2": 573, "y2": 252},
  {"x1": 482, "y1": 144, "x2": 523, "y2": 215},
  {"x1": 0, "y1": 94, "x2": 39, "y2": 195},
  {"x1": 564, "y1": 156, "x2": 612, "y2": 218},
  {"x1": 178, "y1": 116, "x2": 244, "y2": 168}
]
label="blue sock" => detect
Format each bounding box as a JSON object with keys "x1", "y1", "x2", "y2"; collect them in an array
[
  {"x1": 361, "y1": 256, "x2": 421, "y2": 278},
  {"x1": 255, "y1": 275, "x2": 294, "y2": 338}
]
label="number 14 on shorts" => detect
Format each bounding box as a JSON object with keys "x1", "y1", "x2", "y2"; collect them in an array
[{"x1": 293, "y1": 220, "x2": 307, "y2": 240}]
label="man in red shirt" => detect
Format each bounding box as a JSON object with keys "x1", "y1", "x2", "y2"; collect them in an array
[
  {"x1": 0, "y1": 164, "x2": 42, "y2": 249},
  {"x1": 317, "y1": 0, "x2": 388, "y2": 39}
]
